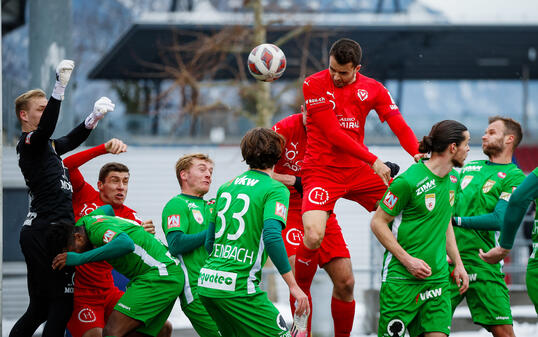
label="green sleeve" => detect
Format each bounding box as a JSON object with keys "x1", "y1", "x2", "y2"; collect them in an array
[
  {"x1": 205, "y1": 222, "x2": 216, "y2": 254},
  {"x1": 454, "y1": 199, "x2": 507, "y2": 231},
  {"x1": 379, "y1": 176, "x2": 410, "y2": 216},
  {"x1": 65, "y1": 232, "x2": 134, "y2": 266},
  {"x1": 166, "y1": 229, "x2": 207, "y2": 256},
  {"x1": 263, "y1": 183, "x2": 290, "y2": 224},
  {"x1": 263, "y1": 219, "x2": 291, "y2": 275},
  {"x1": 500, "y1": 172, "x2": 538, "y2": 249}
]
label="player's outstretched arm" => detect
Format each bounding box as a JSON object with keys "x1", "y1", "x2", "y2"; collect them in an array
[
  {"x1": 370, "y1": 207, "x2": 432, "y2": 279},
  {"x1": 51, "y1": 59, "x2": 74, "y2": 101},
  {"x1": 205, "y1": 222, "x2": 216, "y2": 254},
  {"x1": 452, "y1": 199, "x2": 507, "y2": 231},
  {"x1": 52, "y1": 232, "x2": 134, "y2": 270},
  {"x1": 167, "y1": 230, "x2": 207, "y2": 256},
  {"x1": 446, "y1": 221, "x2": 469, "y2": 294},
  {"x1": 85, "y1": 97, "x2": 115, "y2": 130}
]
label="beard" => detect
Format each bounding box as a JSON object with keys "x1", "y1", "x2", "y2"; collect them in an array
[
  {"x1": 483, "y1": 139, "x2": 504, "y2": 157},
  {"x1": 452, "y1": 157, "x2": 465, "y2": 168}
]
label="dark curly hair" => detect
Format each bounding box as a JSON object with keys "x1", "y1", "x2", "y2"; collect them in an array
[
  {"x1": 418, "y1": 120, "x2": 468, "y2": 154},
  {"x1": 240, "y1": 127, "x2": 285, "y2": 170}
]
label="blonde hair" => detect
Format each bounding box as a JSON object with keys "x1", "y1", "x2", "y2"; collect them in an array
[
  {"x1": 175, "y1": 153, "x2": 214, "y2": 187},
  {"x1": 15, "y1": 89, "x2": 46, "y2": 122}
]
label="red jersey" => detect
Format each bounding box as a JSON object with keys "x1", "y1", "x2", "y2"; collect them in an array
[
  {"x1": 303, "y1": 69, "x2": 401, "y2": 169},
  {"x1": 64, "y1": 144, "x2": 141, "y2": 293},
  {"x1": 273, "y1": 113, "x2": 306, "y2": 212}
]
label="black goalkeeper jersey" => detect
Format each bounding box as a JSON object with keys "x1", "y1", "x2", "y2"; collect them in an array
[{"x1": 16, "y1": 97, "x2": 91, "y2": 229}]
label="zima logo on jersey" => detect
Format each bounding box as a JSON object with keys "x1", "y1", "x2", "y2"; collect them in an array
[
  {"x1": 499, "y1": 192, "x2": 511, "y2": 202},
  {"x1": 498, "y1": 172, "x2": 507, "y2": 179},
  {"x1": 198, "y1": 268, "x2": 237, "y2": 291},
  {"x1": 308, "y1": 187, "x2": 329, "y2": 205},
  {"x1": 449, "y1": 191, "x2": 455, "y2": 206},
  {"x1": 450, "y1": 175, "x2": 457, "y2": 183},
  {"x1": 275, "y1": 202, "x2": 287, "y2": 220},
  {"x1": 192, "y1": 209, "x2": 204, "y2": 224},
  {"x1": 167, "y1": 215, "x2": 181, "y2": 229},
  {"x1": 416, "y1": 179, "x2": 436, "y2": 196},
  {"x1": 383, "y1": 191, "x2": 398, "y2": 210},
  {"x1": 460, "y1": 175, "x2": 474, "y2": 190},
  {"x1": 386, "y1": 319, "x2": 405, "y2": 337},
  {"x1": 482, "y1": 179, "x2": 496, "y2": 193},
  {"x1": 102, "y1": 229, "x2": 117, "y2": 243},
  {"x1": 357, "y1": 89, "x2": 368, "y2": 101},
  {"x1": 425, "y1": 193, "x2": 436, "y2": 211}
]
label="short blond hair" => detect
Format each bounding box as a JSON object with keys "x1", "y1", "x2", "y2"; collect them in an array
[
  {"x1": 15, "y1": 89, "x2": 46, "y2": 122},
  {"x1": 175, "y1": 153, "x2": 214, "y2": 187}
]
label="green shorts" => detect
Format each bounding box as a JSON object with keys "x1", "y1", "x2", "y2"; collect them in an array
[
  {"x1": 199, "y1": 292, "x2": 290, "y2": 337},
  {"x1": 527, "y1": 260, "x2": 538, "y2": 314},
  {"x1": 449, "y1": 270, "x2": 512, "y2": 327},
  {"x1": 115, "y1": 270, "x2": 183, "y2": 336},
  {"x1": 378, "y1": 282, "x2": 451, "y2": 337},
  {"x1": 183, "y1": 296, "x2": 221, "y2": 337}
]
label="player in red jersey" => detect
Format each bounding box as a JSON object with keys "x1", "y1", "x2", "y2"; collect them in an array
[
  {"x1": 63, "y1": 138, "x2": 171, "y2": 337},
  {"x1": 273, "y1": 107, "x2": 353, "y2": 336},
  {"x1": 294, "y1": 38, "x2": 421, "y2": 334}
]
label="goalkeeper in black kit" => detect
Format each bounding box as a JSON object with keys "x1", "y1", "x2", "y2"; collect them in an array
[{"x1": 10, "y1": 60, "x2": 115, "y2": 337}]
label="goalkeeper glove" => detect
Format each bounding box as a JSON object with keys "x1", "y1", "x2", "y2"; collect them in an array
[
  {"x1": 85, "y1": 97, "x2": 115, "y2": 129},
  {"x1": 384, "y1": 161, "x2": 400, "y2": 178},
  {"x1": 52, "y1": 59, "x2": 75, "y2": 101}
]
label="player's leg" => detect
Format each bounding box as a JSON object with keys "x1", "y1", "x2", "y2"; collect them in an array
[
  {"x1": 199, "y1": 295, "x2": 239, "y2": 337},
  {"x1": 463, "y1": 277, "x2": 513, "y2": 336},
  {"x1": 103, "y1": 310, "x2": 143, "y2": 336},
  {"x1": 408, "y1": 282, "x2": 451, "y2": 337},
  {"x1": 183, "y1": 298, "x2": 221, "y2": 337},
  {"x1": 378, "y1": 282, "x2": 417, "y2": 337},
  {"x1": 320, "y1": 215, "x2": 355, "y2": 337},
  {"x1": 156, "y1": 321, "x2": 173, "y2": 337},
  {"x1": 526, "y1": 260, "x2": 538, "y2": 314},
  {"x1": 9, "y1": 295, "x2": 48, "y2": 337}
]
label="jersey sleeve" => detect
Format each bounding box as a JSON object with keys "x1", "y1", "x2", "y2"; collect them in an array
[
  {"x1": 373, "y1": 85, "x2": 401, "y2": 123},
  {"x1": 22, "y1": 97, "x2": 62, "y2": 149},
  {"x1": 161, "y1": 198, "x2": 190, "y2": 236},
  {"x1": 86, "y1": 220, "x2": 125, "y2": 248},
  {"x1": 262, "y1": 183, "x2": 290, "y2": 226},
  {"x1": 379, "y1": 176, "x2": 411, "y2": 216},
  {"x1": 272, "y1": 117, "x2": 291, "y2": 141},
  {"x1": 303, "y1": 79, "x2": 378, "y2": 164},
  {"x1": 499, "y1": 171, "x2": 526, "y2": 202}
]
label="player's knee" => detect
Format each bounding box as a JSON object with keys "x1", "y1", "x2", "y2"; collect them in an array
[
  {"x1": 303, "y1": 229, "x2": 324, "y2": 248},
  {"x1": 157, "y1": 320, "x2": 173, "y2": 337},
  {"x1": 334, "y1": 275, "x2": 355, "y2": 298}
]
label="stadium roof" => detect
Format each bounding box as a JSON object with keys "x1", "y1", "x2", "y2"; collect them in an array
[{"x1": 89, "y1": 11, "x2": 538, "y2": 81}]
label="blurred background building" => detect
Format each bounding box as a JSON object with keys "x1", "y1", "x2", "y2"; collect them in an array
[{"x1": 2, "y1": 0, "x2": 538, "y2": 335}]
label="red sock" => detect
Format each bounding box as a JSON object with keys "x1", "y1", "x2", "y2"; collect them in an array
[
  {"x1": 294, "y1": 242, "x2": 319, "y2": 292},
  {"x1": 331, "y1": 297, "x2": 355, "y2": 337}
]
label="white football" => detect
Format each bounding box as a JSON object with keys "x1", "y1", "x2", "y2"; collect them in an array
[{"x1": 247, "y1": 43, "x2": 287, "y2": 82}]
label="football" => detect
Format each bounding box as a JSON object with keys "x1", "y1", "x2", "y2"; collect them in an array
[{"x1": 247, "y1": 43, "x2": 287, "y2": 82}]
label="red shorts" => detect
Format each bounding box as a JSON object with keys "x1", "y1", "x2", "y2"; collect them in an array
[
  {"x1": 302, "y1": 165, "x2": 388, "y2": 213},
  {"x1": 282, "y1": 209, "x2": 350, "y2": 267},
  {"x1": 67, "y1": 287, "x2": 124, "y2": 337}
]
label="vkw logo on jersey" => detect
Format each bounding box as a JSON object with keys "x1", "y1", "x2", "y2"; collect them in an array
[
  {"x1": 416, "y1": 287, "x2": 442, "y2": 302},
  {"x1": 357, "y1": 89, "x2": 368, "y2": 101},
  {"x1": 449, "y1": 191, "x2": 455, "y2": 206},
  {"x1": 425, "y1": 193, "x2": 436, "y2": 211},
  {"x1": 308, "y1": 187, "x2": 329, "y2": 205},
  {"x1": 275, "y1": 202, "x2": 288, "y2": 220},
  {"x1": 386, "y1": 319, "x2": 405, "y2": 337},
  {"x1": 103, "y1": 230, "x2": 117, "y2": 243},
  {"x1": 460, "y1": 175, "x2": 474, "y2": 190},
  {"x1": 78, "y1": 308, "x2": 97, "y2": 323},
  {"x1": 167, "y1": 215, "x2": 181, "y2": 229},
  {"x1": 286, "y1": 228, "x2": 303, "y2": 246},
  {"x1": 383, "y1": 191, "x2": 398, "y2": 210},
  {"x1": 192, "y1": 209, "x2": 204, "y2": 224},
  {"x1": 482, "y1": 179, "x2": 496, "y2": 193}
]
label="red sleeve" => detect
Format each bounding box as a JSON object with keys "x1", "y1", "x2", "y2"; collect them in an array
[
  {"x1": 373, "y1": 85, "x2": 400, "y2": 122},
  {"x1": 303, "y1": 80, "x2": 377, "y2": 164},
  {"x1": 273, "y1": 117, "x2": 291, "y2": 141},
  {"x1": 69, "y1": 167, "x2": 86, "y2": 193},
  {"x1": 63, "y1": 143, "x2": 107, "y2": 169},
  {"x1": 387, "y1": 114, "x2": 419, "y2": 157}
]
